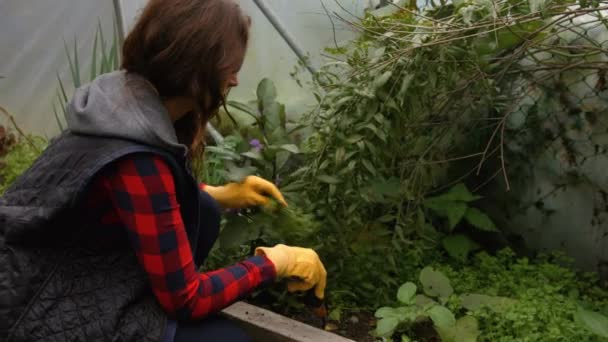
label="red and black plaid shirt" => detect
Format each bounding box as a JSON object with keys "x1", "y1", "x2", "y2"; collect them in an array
[{"x1": 85, "y1": 153, "x2": 276, "y2": 320}]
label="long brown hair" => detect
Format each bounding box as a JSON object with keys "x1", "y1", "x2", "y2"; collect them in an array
[{"x1": 122, "y1": 0, "x2": 250, "y2": 155}]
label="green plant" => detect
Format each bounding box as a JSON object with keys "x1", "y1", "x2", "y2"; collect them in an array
[
  {"x1": 291, "y1": 0, "x2": 608, "y2": 310},
  {"x1": 0, "y1": 136, "x2": 47, "y2": 194},
  {"x1": 54, "y1": 20, "x2": 120, "y2": 130},
  {"x1": 375, "y1": 265, "x2": 517, "y2": 341},
  {"x1": 424, "y1": 183, "x2": 496, "y2": 233},
  {"x1": 437, "y1": 249, "x2": 608, "y2": 341},
  {"x1": 574, "y1": 307, "x2": 608, "y2": 338},
  {"x1": 204, "y1": 79, "x2": 304, "y2": 187},
  {"x1": 374, "y1": 267, "x2": 459, "y2": 339},
  {"x1": 201, "y1": 79, "x2": 321, "y2": 259},
  {"x1": 375, "y1": 249, "x2": 608, "y2": 341},
  {"x1": 423, "y1": 183, "x2": 497, "y2": 261}
]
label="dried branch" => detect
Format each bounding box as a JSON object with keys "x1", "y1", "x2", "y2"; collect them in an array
[{"x1": 0, "y1": 105, "x2": 42, "y2": 153}]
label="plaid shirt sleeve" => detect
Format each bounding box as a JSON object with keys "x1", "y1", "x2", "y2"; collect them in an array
[{"x1": 98, "y1": 153, "x2": 277, "y2": 321}]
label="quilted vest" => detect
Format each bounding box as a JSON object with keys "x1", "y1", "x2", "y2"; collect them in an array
[{"x1": 0, "y1": 132, "x2": 201, "y2": 342}]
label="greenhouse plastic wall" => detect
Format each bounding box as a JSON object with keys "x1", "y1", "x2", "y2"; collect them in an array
[{"x1": 0, "y1": 0, "x2": 116, "y2": 138}]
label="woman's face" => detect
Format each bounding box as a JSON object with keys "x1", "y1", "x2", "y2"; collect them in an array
[{"x1": 223, "y1": 70, "x2": 240, "y2": 95}]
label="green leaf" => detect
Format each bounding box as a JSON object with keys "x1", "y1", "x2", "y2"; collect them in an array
[
  {"x1": 226, "y1": 164, "x2": 256, "y2": 182},
  {"x1": 56, "y1": 73, "x2": 68, "y2": 103},
  {"x1": 397, "y1": 282, "x2": 417, "y2": 305},
  {"x1": 362, "y1": 159, "x2": 376, "y2": 175},
  {"x1": 52, "y1": 102, "x2": 65, "y2": 131},
  {"x1": 574, "y1": 307, "x2": 608, "y2": 337},
  {"x1": 398, "y1": 74, "x2": 415, "y2": 97},
  {"x1": 317, "y1": 175, "x2": 341, "y2": 184},
  {"x1": 464, "y1": 208, "x2": 498, "y2": 232},
  {"x1": 345, "y1": 134, "x2": 364, "y2": 144},
  {"x1": 63, "y1": 38, "x2": 79, "y2": 88},
  {"x1": 375, "y1": 307, "x2": 402, "y2": 319},
  {"x1": 415, "y1": 294, "x2": 436, "y2": 307},
  {"x1": 329, "y1": 307, "x2": 342, "y2": 322},
  {"x1": 425, "y1": 183, "x2": 481, "y2": 203},
  {"x1": 280, "y1": 144, "x2": 300, "y2": 154},
  {"x1": 227, "y1": 100, "x2": 259, "y2": 120},
  {"x1": 263, "y1": 102, "x2": 282, "y2": 130},
  {"x1": 375, "y1": 317, "x2": 400, "y2": 337},
  {"x1": 335, "y1": 147, "x2": 346, "y2": 164},
  {"x1": 426, "y1": 305, "x2": 456, "y2": 328},
  {"x1": 269, "y1": 127, "x2": 289, "y2": 145},
  {"x1": 111, "y1": 19, "x2": 120, "y2": 70},
  {"x1": 529, "y1": 0, "x2": 546, "y2": 12},
  {"x1": 275, "y1": 151, "x2": 290, "y2": 172},
  {"x1": 445, "y1": 201, "x2": 468, "y2": 230},
  {"x1": 257, "y1": 78, "x2": 277, "y2": 105},
  {"x1": 98, "y1": 20, "x2": 108, "y2": 73},
  {"x1": 219, "y1": 215, "x2": 259, "y2": 249},
  {"x1": 461, "y1": 294, "x2": 517, "y2": 312},
  {"x1": 205, "y1": 146, "x2": 241, "y2": 160},
  {"x1": 442, "y1": 234, "x2": 480, "y2": 261},
  {"x1": 90, "y1": 28, "x2": 99, "y2": 81},
  {"x1": 369, "y1": 178, "x2": 401, "y2": 198},
  {"x1": 420, "y1": 267, "x2": 453, "y2": 299},
  {"x1": 436, "y1": 316, "x2": 480, "y2": 342},
  {"x1": 242, "y1": 151, "x2": 263, "y2": 160},
  {"x1": 373, "y1": 71, "x2": 393, "y2": 90}
]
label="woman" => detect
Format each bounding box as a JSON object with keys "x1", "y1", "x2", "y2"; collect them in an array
[{"x1": 0, "y1": 1, "x2": 327, "y2": 341}]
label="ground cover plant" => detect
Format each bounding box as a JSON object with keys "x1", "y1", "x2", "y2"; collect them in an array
[
  {"x1": 0, "y1": 106, "x2": 47, "y2": 194},
  {"x1": 375, "y1": 249, "x2": 608, "y2": 341}
]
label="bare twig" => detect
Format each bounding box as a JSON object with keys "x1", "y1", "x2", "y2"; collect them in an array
[
  {"x1": 500, "y1": 115, "x2": 511, "y2": 191},
  {"x1": 0, "y1": 105, "x2": 42, "y2": 153},
  {"x1": 473, "y1": 168, "x2": 503, "y2": 192},
  {"x1": 320, "y1": 0, "x2": 340, "y2": 50}
]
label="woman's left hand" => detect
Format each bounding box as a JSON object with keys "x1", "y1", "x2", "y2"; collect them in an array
[{"x1": 203, "y1": 176, "x2": 287, "y2": 209}]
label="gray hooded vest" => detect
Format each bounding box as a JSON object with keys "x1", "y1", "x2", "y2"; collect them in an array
[{"x1": 0, "y1": 72, "x2": 202, "y2": 341}]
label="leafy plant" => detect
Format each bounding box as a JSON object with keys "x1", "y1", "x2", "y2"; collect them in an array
[
  {"x1": 574, "y1": 306, "x2": 608, "y2": 338},
  {"x1": 423, "y1": 183, "x2": 497, "y2": 261},
  {"x1": 0, "y1": 136, "x2": 47, "y2": 194},
  {"x1": 201, "y1": 79, "x2": 321, "y2": 259},
  {"x1": 375, "y1": 266, "x2": 479, "y2": 340},
  {"x1": 376, "y1": 248, "x2": 608, "y2": 341},
  {"x1": 424, "y1": 184, "x2": 496, "y2": 233},
  {"x1": 437, "y1": 249, "x2": 608, "y2": 341},
  {"x1": 54, "y1": 20, "x2": 120, "y2": 131},
  {"x1": 291, "y1": 0, "x2": 608, "y2": 309},
  {"x1": 204, "y1": 79, "x2": 303, "y2": 187}
]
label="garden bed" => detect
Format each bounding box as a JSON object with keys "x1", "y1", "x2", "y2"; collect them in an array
[{"x1": 221, "y1": 301, "x2": 356, "y2": 342}]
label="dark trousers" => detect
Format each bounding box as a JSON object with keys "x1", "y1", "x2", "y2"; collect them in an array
[{"x1": 163, "y1": 191, "x2": 251, "y2": 342}]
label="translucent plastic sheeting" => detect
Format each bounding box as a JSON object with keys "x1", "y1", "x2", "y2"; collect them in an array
[
  {"x1": 0, "y1": 0, "x2": 116, "y2": 138},
  {"x1": 119, "y1": 0, "x2": 373, "y2": 119}
]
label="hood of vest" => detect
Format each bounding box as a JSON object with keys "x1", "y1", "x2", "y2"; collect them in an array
[{"x1": 66, "y1": 71, "x2": 188, "y2": 157}]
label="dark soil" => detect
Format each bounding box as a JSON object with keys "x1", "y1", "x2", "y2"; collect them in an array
[
  {"x1": 248, "y1": 300, "x2": 377, "y2": 342},
  {"x1": 289, "y1": 310, "x2": 377, "y2": 342},
  {"x1": 247, "y1": 290, "x2": 441, "y2": 342},
  {"x1": 410, "y1": 320, "x2": 441, "y2": 342}
]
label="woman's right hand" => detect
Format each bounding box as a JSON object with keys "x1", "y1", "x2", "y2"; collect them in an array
[{"x1": 255, "y1": 244, "x2": 327, "y2": 300}]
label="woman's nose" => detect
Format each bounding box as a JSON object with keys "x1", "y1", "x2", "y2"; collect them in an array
[{"x1": 228, "y1": 74, "x2": 239, "y2": 88}]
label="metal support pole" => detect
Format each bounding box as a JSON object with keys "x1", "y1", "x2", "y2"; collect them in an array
[{"x1": 252, "y1": 0, "x2": 318, "y2": 76}]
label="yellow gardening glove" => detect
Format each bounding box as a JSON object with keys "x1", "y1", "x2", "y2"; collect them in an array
[
  {"x1": 255, "y1": 244, "x2": 327, "y2": 300},
  {"x1": 204, "y1": 176, "x2": 287, "y2": 209}
]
